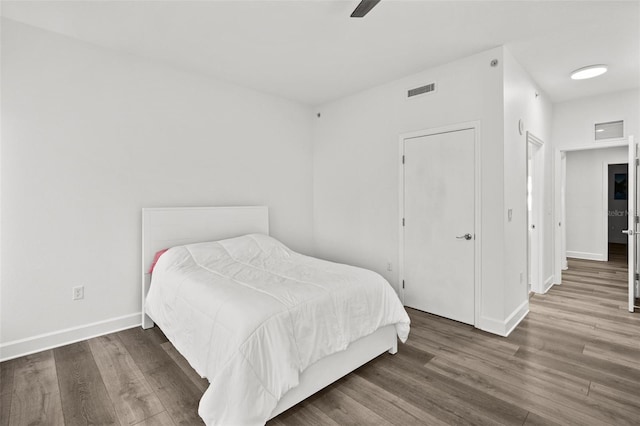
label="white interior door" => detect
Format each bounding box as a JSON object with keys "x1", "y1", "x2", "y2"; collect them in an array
[
  {"x1": 527, "y1": 145, "x2": 538, "y2": 291},
  {"x1": 403, "y1": 128, "x2": 475, "y2": 325},
  {"x1": 527, "y1": 134, "x2": 545, "y2": 294},
  {"x1": 627, "y1": 135, "x2": 637, "y2": 312}
]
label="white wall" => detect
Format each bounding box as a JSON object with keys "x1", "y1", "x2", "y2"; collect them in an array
[
  {"x1": 313, "y1": 46, "x2": 533, "y2": 335},
  {"x1": 553, "y1": 89, "x2": 639, "y2": 151},
  {"x1": 0, "y1": 19, "x2": 564, "y2": 357},
  {"x1": 1, "y1": 19, "x2": 314, "y2": 359},
  {"x1": 502, "y1": 48, "x2": 553, "y2": 304},
  {"x1": 565, "y1": 147, "x2": 628, "y2": 260},
  {"x1": 313, "y1": 46, "x2": 552, "y2": 335}
]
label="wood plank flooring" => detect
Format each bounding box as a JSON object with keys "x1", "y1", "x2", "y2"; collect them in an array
[{"x1": 1, "y1": 254, "x2": 638, "y2": 425}]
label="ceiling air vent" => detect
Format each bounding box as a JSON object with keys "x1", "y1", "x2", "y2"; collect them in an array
[{"x1": 407, "y1": 82, "x2": 436, "y2": 99}]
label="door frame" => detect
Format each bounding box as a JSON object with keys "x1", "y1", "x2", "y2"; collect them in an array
[
  {"x1": 627, "y1": 135, "x2": 637, "y2": 312},
  {"x1": 527, "y1": 132, "x2": 546, "y2": 294},
  {"x1": 398, "y1": 121, "x2": 482, "y2": 327},
  {"x1": 553, "y1": 139, "x2": 630, "y2": 284}
]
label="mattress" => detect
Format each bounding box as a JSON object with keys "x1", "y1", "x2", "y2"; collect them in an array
[{"x1": 145, "y1": 233, "x2": 410, "y2": 425}]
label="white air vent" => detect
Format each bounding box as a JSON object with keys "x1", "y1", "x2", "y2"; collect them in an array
[
  {"x1": 407, "y1": 82, "x2": 436, "y2": 98},
  {"x1": 595, "y1": 120, "x2": 623, "y2": 140}
]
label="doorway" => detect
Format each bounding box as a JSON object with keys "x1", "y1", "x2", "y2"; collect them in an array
[
  {"x1": 606, "y1": 163, "x2": 629, "y2": 262},
  {"x1": 400, "y1": 125, "x2": 479, "y2": 325},
  {"x1": 527, "y1": 132, "x2": 545, "y2": 294},
  {"x1": 561, "y1": 146, "x2": 628, "y2": 263},
  {"x1": 555, "y1": 141, "x2": 637, "y2": 312}
]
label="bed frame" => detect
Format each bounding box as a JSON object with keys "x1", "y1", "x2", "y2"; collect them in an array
[{"x1": 141, "y1": 206, "x2": 398, "y2": 419}]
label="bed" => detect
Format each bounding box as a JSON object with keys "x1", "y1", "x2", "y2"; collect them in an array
[{"x1": 141, "y1": 206, "x2": 410, "y2": 425}]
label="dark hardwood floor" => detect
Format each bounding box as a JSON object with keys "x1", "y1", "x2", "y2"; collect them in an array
[
  {"x1": 2, "y1": 254, "x2": 639, "y2": 425},
  {"x1": 608, "y1": 242, "x2": 628, "y2": 262}
]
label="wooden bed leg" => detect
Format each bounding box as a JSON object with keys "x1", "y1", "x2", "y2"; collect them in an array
[{"x1": 388, "y1": 338, "x2": 398, "y2": 355}]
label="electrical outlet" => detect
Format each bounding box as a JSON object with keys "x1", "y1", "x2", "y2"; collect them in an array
[
  {"x1": 73, "y1": 286, "x2": 84, "y2": 300},
  {"x1": 387, "y1": 262, "x2": 393, "y2": 272}
]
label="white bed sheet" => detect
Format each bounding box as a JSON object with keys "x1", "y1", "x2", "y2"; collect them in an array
[{"x1": 145, "y1": 233, "x2": 410, "y2": 426}]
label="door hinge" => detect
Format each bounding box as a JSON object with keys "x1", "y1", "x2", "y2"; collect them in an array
[
  {"x1": 635, "y1": 273, "x2": 639, "y2": 281},
  {"x1": 402, "y1": 280, "x2": 405, "y2": 289},
  {"x1": 636, "y1": 158, "x2": 639, "y2": 166},
  {"x1": 402, "y1": 155, "x2": 405, "y2": 164},
  {"x1": 635, "y1": 215, "x2": 639, "y2": 224},
  {"x1": 402, "y1": 218, "x2": 405, "y2": 226}
]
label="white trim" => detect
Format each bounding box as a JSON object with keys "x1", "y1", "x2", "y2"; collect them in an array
[
  {"x1": 566, "y1": 251, "x2": 606, "y2": 261},
  {"x1": 0, "y1": 313, "x2": 140, "y2": 362},
  {"x1": 602, "y1": 162, "x2": 609, "y2": 262},
  {"x1": 527, "y1": 133, "x2": 544, "y2": 147},
  {"x1": 527, "y1": 132, "x2": 545, "y2": 294},
  {"x1": 504, "y1": 300, "x2": 530, "y2": 337},
  {"x1": 561, "y1": 151, "x2": 569, "y2": 272},
  {"x1": 398, "y1": 136, "x2": 405, "y2": 301},
  {"x1": 553, "y1": 149, "x2": 562, "y2": 283},
  {"x1": 399, "y1": 121, "x2": 480, "y2": 141},
  {"x1": 554, "y1": 150, "x2": 568, "y2": 280},
  {"x1": 543, "y1": 275, "x2": 555, "y2": 294},
  {"x1": 559, "y1": 138, "x2": 628, "y2": 152},
  {"x1": 475, "y1": 122, "x2": 483, "y2": 329},
  {"x1": 398, "y1": 120, "x2": 482, "y2": 327},
  {"x1": 628, "y1": 135, "x2": 636, "y2": 313},
  {"x1": 478, "y1": 300, "x2": 529, "y2": 337},
  {"x1": 477, "y1": 316, "x2": 504, "y2": 336}
]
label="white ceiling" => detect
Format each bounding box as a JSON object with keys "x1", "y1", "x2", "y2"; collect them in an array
[{"x1": 2, "y1": 0, "x2": 638, "y2": 106}]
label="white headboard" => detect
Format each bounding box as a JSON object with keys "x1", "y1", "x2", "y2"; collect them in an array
[{"x1": 141, "y1": 206, "x2": 269, "y2": 328}]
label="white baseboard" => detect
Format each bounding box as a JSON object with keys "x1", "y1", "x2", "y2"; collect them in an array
[
  {"x1": 566, "y1": 251, "x2": 606, "y2": 261},
  {"x1": 543, "y1": 275, "x2": 555, "y2": 293},
  {"x1": 504, "y1": 300, "x2": 529, "y2": 336},
  {"x1": 479, "y1": 300, "x2": 529, "y2": 337},
  {"x1": 0, "y1": 313, "x2": 141, "y2": 362},
  {"x1": 478, "y1": 316, "x2": 505, "y2": 336}
]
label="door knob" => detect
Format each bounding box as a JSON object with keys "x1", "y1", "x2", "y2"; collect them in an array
[{"x1": 456, "y1": 233, "x2": 473, "y2": 240}]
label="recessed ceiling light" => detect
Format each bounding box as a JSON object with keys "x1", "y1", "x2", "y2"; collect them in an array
[{"x1": 570, "y1": 65, "x2": 608, "y2": 80}]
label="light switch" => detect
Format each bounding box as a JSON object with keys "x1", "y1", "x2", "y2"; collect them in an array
[{"x1": 508, "y1": 209, "x2": 513, "y2": 222}]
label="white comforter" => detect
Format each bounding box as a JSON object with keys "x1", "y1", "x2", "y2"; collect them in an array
[{"x1": 145, "y1": 233, "x2": 410, "y2": 426}]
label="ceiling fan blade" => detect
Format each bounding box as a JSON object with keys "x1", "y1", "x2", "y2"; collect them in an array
[{"x1": 350, "y1": 0, "x2": 381, "y2": 18}]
